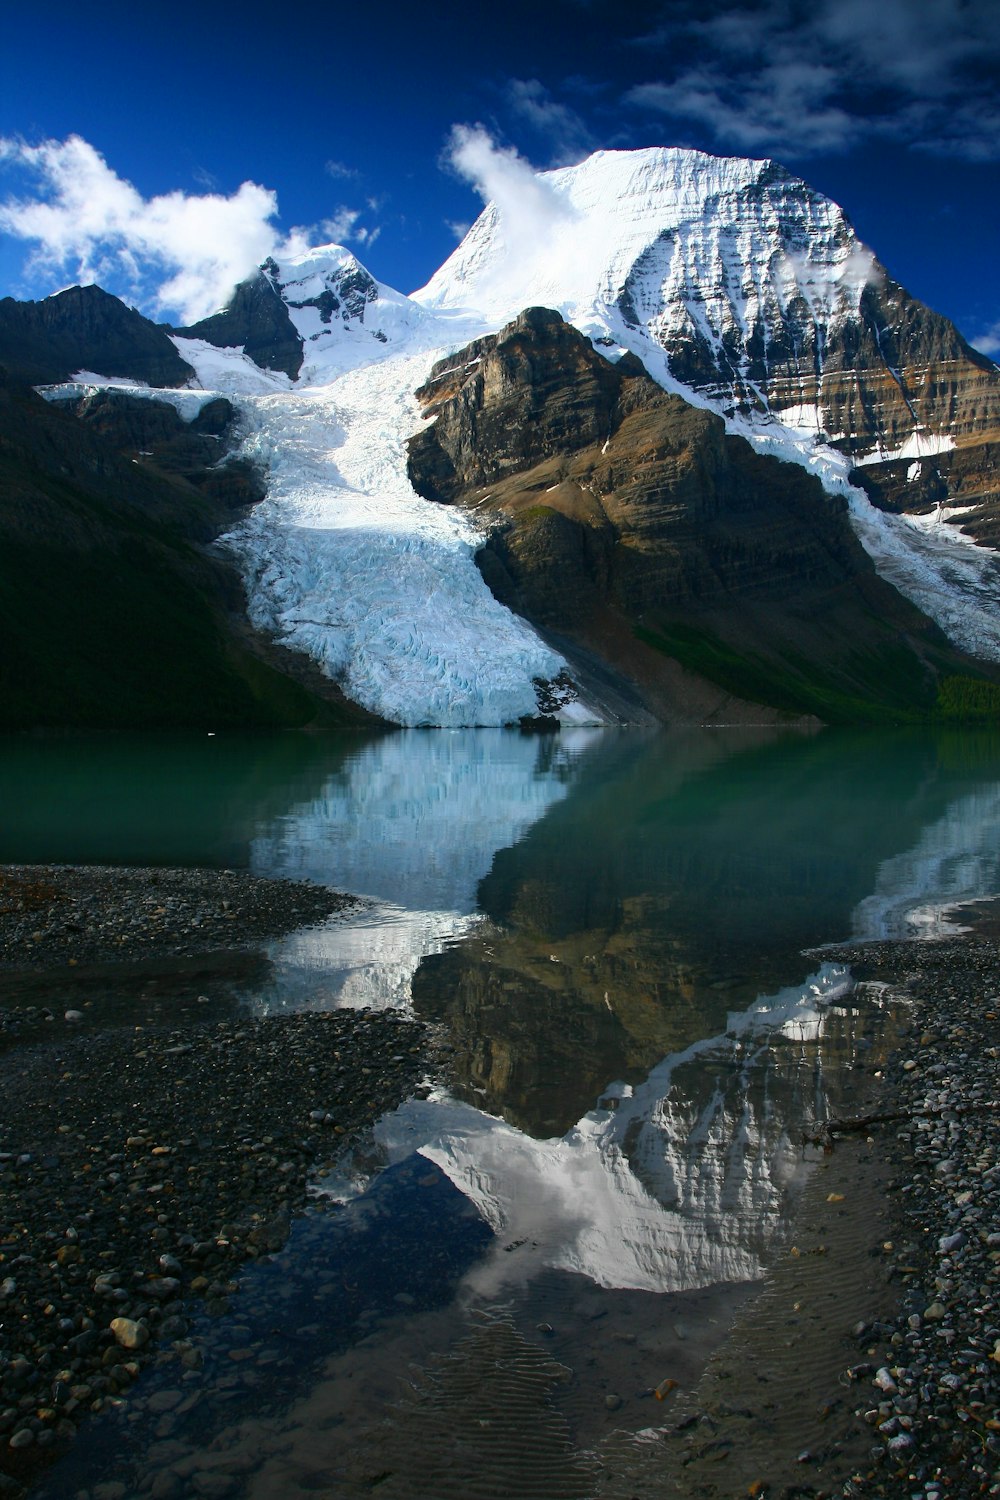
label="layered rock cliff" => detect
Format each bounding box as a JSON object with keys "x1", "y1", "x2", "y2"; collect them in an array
[{"x1": 408, "y1": 308, "x2": 1000, "y2": 722}]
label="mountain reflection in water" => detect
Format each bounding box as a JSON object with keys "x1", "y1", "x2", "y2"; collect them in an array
[{"x1": 10, "y1": 725, "x2": 1000, "y2": 1499}]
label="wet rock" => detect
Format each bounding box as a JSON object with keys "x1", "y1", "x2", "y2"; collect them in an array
[{"x1": 110, "y1": 1318, "x2": 150, "y2": 1350}]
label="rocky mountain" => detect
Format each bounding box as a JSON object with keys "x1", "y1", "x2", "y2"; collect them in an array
[
  {"x1": 418, "y1": 148, "x2": 1000, "y2": 559},
  {"x1": 176, "y1": 246, "x2": 431, "y2": 384},
  {"x1": 2, "y1": 145, "x2": 1000, "y2": 728},
  {"x1": 0, "y1": 283, "x2": 193, "y2": 387},
  {"x1": 419, "y1": 150, "x2": 999, "y2": 449},
  {"x1": 406, "y1": 307, "x2": 997, "y2": 722}
]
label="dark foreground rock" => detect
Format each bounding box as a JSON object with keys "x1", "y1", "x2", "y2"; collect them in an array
[
  {"x1": 0, "y1": 1007, "x2": 430, "y2": 1495},
  {"x1": 0, "y1": 866, "x2": 356, "y2": 973}
]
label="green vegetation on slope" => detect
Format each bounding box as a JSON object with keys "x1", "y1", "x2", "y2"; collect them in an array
[{"x1": 636, "y1": 620, "x2": 1000, "y2": 726}]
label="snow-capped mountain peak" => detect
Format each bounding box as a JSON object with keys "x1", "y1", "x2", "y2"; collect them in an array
[
  {"x1": 28, "y1": 144, "x2": 1000, "y2": 729},
  {"x1": 415, "y1": 146, "x2": 871, "y2": 369},
  {"x1": 262, "y1": 242, "x2": 433, "y2": 377}
]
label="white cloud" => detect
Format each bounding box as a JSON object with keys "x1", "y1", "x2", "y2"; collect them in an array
[
  {"x1": 445, "y1": 124, "x2": 573, "y2": 249},
  {"x1": 0, "y1": 134, "x2": 308, "y2": 322},
  {"x1": 971, "y1": 321, "x2": 1000, "y2": 359},
  {"x1": 629, "y1": 63, "x2": 858, "y2": 157},
  {"x1": 505, "y1": 79, "x2": 593, "y2": 165},
  {"x1": 321, "y1": 205, "x2": 381, "y2": 249}
]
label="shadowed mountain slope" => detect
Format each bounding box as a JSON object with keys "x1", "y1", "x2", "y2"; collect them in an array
[{"x1": 408, "y1": 308, "x2": 1000, "y2": 724}]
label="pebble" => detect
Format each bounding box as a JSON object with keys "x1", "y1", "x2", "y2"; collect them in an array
[
  {"x1": 826, "y1": 932, "x2": 1000, "y2": 1497},
  {"x1": 0, "y1": 926, "x2": 431, "y2": 1493},
  {"x1": 110, "y1": 1318, "x2": 150, "y2": 1350}
]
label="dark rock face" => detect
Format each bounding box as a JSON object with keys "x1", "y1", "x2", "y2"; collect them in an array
[
  {"x1": 69, "y1": 390, "x2": 266, "y2": 520},
  {"x1": 817, "y1": 280, "x2": 1000, "y2": 456},
  {"x1": 177, "y1": 270, "x2": 303, "y2": 379},
  {"x1": 280, "y1": 260, "x2": 379, "y2": 329},
  {"x1": 0, "y1": 371, "x2": 378, "y2": 730},
  {"x1": 0, "y1": 284, "x2": 194, "y2": 387},
  {"x1": 409, "y1": 309, "x2": 999, "y2": 723}
]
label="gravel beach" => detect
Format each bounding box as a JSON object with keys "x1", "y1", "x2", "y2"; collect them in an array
[
  {"x1": 0, "y1": 865, "x2": 356, "y2": 972},
  {"x1": 3, "y1": 861, "x2": 1000, "y2": 1499},
  {"x1": 825, "y1": 931, "x2": 1000, "y2": 1499},
  {"x1": 626, "y1": 931, "x2": 1000, "y2": 1500},
  {"x1": 0, "y1": 865, "x2": 433, "y2": 1498}
]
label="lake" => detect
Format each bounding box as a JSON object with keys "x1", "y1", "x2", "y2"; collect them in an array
[{"x1": 4, "y1": 724, "x2": 1000, "y2": 1497}]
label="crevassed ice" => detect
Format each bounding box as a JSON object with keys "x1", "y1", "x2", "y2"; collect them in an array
[{"x1": 171, "y1": 330, "x2": 597, "y2": 727}]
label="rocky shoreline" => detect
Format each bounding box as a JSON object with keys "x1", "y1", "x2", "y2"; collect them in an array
[
  {"x1": 638, "y1": 930, "x2": 1000, "y2": 1500},
  {"x1": 0, "y1": 865, "x2": 356, "y2": 973},
  {"x1": 824, "y1": 932, "x2": 1000, "y2": 1499},
  {"x1": 0, "y1": 865, "x2": 434, "y2": 1498},
  {"x1": 2, "y1": 862, "x2": 1000, "y2": 1499}
]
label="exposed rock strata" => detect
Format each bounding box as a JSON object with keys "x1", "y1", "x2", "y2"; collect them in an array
[
  {"x1": 852, "y1": 439, "x2": 1000, "y2": 546},
  {"x1": 409, "y1": 308, "x2": 993, "y2": 723}
]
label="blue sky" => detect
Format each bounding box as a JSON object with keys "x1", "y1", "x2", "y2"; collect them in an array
[{"x1": 1, "y1": 0, "x2": 998, "y2": 351}]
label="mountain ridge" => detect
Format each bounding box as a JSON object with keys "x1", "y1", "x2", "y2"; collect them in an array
[{"x1": 3, "y1": 144, "x2": 1000, "y2": 728}]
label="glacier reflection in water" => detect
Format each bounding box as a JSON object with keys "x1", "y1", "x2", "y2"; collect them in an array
[
  {"x1": 15, "y1": 727, "x2": 1000, "y2": 1499},
  {"x1": 852, "y1": 781, "x2": 1000, "y2": 939},
  {"x1": 245, "y1": 726, "x2": 1000, "y2": 1302},
  {"x1": 247, "y1": 727, "x2": 603, "y2": 1010}
]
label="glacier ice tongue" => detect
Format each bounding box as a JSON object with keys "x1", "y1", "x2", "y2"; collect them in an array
[{"x1": 224, "y1": 349, "x2": 597, "y2": 725}]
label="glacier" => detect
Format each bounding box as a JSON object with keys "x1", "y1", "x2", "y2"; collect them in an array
[
  {"x1": 42, "y1": 146, "x2": 1000, "y2": 717},
  {"x1": 212, "y1": 353, "x2": 593, "y2": 726}
]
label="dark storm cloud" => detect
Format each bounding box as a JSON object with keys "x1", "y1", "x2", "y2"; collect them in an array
[{"x1": 625, "y1": 0, "x2": 1000, "y2": 161}]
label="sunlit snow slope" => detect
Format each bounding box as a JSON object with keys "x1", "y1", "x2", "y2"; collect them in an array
[{"x1": 415, "y1": 147, "x2": 876, "y2": 407}]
